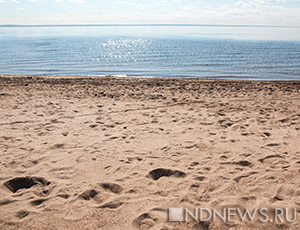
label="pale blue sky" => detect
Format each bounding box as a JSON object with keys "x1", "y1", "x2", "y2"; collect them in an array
[{"x1": 0, "y1": 0, "x2": 300, "y2": 25}]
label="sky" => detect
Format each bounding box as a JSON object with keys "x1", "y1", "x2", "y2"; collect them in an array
[{"x1": 0, "y1": 0, "x2": 300, "y2": 26}]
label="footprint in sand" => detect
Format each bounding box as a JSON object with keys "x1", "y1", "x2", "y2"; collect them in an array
[
  {"x1": 76, "y1": 183, "x2": 124, "y2": 206},
  {"x1": 220, "y1": 160, "x2": 252, "y2": 167},
  {"x1": 30, "y1": 198, "x2": 48, "y2": 207},
  {"x1": 271, "y1": 184, "x2": 300, "y2": 203},
  {"x1": 0, "y1": 199, "x2": 17, "y2": 206},
  {"x1": 192, "y1": 221, "x2": 210, "y2": 230},
  {"x1": 234, "y1": 172, "x2": 258, "y2": 183},
  {"x1": 100, "y1": 183, "x2": 124, "y2": 194},
  {"x1": 77, "y1": 188, "x2": 109, "y2": 205},
  {"x1": 21, "y1": 159, "x2": 39, "y2": 169},
  {"x1": 15, "y1": 210, "x2": 30, "y2": 219},
  {"x1": 3, "y1": 176, "x2": 52, "y2": 214},
  {"x1": 98, "y1": 200, "x2": 124, "y2": 209},
  {"x1": 4, "y1": 176, "x2": 50, "y2": 193},
  {"x1": 78, "y1": 189, "x2": 99, "y2": 201},
  {"x1": 193, "y1": 176, "x2": 206, "y2": 182},
  {"x1": 132, "y1": 212, "x2": 159, "y2": 230},
  {"x1": 147, "y1": 168, "x2": 186, "y2": 180},
  {"x1": 258, "y1": 154, "x2": 284, "y2": 163}
]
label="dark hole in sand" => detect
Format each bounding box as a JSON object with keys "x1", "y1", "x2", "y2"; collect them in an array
[
  {"x1": 192, "y1": 221, "x2": 210, "y2": 230},
  {"x1": 98, "y1": 201, "x2": 124, "y2": 209},
  {"x1": 15, "y1": 210, "x2": 30, "y2": 219},
  {"x1": 79, "y1": 189, "x2": 98, "y2": 200},
  {"x1": 147, "y1": 168, "x2": 186, "y2": 180},
  {"x1": 237, "y1": 160, "x2": 252, "y2": 167},
  {"x1": 4, "y1": 177, "x2": 49, "y2": 193},
  {"x1": 100, "y1": 183, "x2": 123, "y2": 194},
  {"x1": 30, "y1": 199, "x2": 46, "y2": 206}
]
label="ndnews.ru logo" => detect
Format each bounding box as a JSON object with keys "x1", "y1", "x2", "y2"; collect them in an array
[{"x1": 168, "y1": 207, "x2": 297, "y2": 223}]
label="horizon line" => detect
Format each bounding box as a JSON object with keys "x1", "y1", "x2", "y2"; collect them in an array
[{"x1": 1, "y1": 24, "x2": 300, "y2": 28}]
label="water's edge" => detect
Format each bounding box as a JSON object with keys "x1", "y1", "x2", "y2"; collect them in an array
[{"x1": 1, "y1": 74, "x2": 300, "y2": 82}]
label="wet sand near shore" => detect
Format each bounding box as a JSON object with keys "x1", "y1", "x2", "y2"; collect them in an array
[{"x1": 0, "y1": 75, "x2": 300, "y2": 230}]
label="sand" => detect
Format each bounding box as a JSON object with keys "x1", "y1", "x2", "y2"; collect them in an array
[{"x1": 0, "y1": 75, "x2": 300, "y2": 230}]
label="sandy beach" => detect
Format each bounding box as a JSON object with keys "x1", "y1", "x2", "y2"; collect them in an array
[{"x1": 0, "y1": 75, "x2": 300, "y2": 230}]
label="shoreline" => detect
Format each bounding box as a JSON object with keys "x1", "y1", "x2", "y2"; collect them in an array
[
  {"x1": 1, "y1": 75, "x2": 300, "y2": 229},
  {"x1": 1, "y1": 74, "x2": 300, "y2": 83}
]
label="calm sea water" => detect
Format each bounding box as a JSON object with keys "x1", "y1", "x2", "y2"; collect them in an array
[{"x1": 0, "y1": 25, "x2": 300, "y2": 80}]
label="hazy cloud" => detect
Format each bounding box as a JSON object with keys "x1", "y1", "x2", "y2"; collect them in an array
[
  {"x1": 0, "y1": 0, "x2": 299, "y2": 26},
  {"x1": 55, "y1": 0, "x2": 86, "y2": 3},
  {"x1": 118, "y1": 1, "x2": 130, "y2": 5}
]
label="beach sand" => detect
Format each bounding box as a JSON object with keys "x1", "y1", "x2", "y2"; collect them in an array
[{"x1": 0, "y1": 75, "x2": 300, "y2": 230}]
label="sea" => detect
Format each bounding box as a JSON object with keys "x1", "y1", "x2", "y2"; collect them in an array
[{"x1": 0, "y1": 25, "x2": 300, "y2": 80}]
